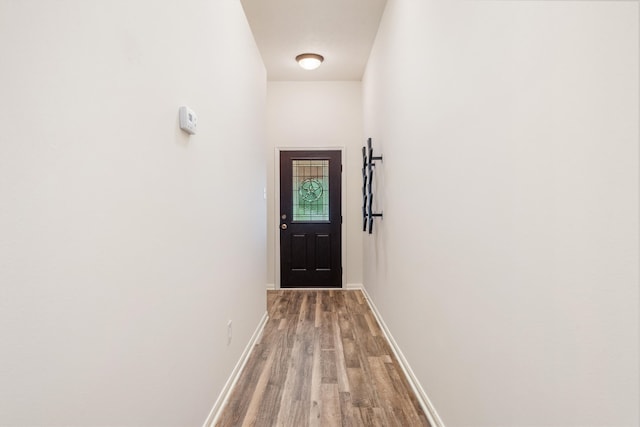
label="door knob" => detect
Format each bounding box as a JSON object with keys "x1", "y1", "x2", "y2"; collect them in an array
[{"x1": 281, "y1": 224, "x2": 288, "y2": 230}]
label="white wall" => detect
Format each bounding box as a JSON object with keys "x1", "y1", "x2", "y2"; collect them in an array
[
  {"x1": 266, "y1": 82, "x2": 363, "y2": 288},
  {"x1": 0, "y1": 1, "x2": 266, "y2": 426},
  {"x1": 363, "y1": 1, "x2": 639, "y2": 426}
]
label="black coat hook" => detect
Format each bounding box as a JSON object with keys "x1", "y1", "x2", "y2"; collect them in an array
[{"x1": 363, "y1": 138, "x2": 383, "y2": 234}]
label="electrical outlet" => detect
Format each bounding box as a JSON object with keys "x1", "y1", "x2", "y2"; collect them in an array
[{"x1": 227, "y1": 320, "x2": 232, "y2": 345}]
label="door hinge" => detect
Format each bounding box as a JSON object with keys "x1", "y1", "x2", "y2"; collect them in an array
[
  {"x1": 341, "y1": 164, "x2": 343, "y2": 172},
  {"x1": 341, "y1": 215, "x2": 343, "y2": 224}
]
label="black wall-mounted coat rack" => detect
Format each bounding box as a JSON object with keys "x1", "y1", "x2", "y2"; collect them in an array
[{"x1": 362, "y1": 138, "x2": 383, "y2": 234}]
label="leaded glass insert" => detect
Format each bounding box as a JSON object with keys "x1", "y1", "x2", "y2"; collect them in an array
[{"x1": 292, "y1": 159, "x2": 329, "y2": 222}]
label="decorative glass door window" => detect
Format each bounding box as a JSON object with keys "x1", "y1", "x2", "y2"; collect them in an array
[{"x1": 292, "y1": 159, "x2": 329, "y2": 222}]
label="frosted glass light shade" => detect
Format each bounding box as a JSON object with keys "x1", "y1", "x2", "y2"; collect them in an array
[{"x1": 296, "y1": 53, "x2": 324, "y2": 70}]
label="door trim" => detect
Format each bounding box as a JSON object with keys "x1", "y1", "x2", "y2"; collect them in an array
[{"x1": 274, "y1": 147, "x2": 346, "y2": 289}]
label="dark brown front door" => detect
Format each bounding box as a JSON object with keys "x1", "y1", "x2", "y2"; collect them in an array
[{"x1": 280, "y1": 150, "x2": 342, "y2": 288}]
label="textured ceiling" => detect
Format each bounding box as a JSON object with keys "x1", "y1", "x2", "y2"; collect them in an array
[{"x1": 240, "y1": 0, "x2": 387, "y2": 81}]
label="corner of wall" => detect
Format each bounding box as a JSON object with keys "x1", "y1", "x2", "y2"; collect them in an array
[
  {"x1": 360, "y1": 287, "x2": 445, "y2": 427},
  {"x1": 203, "y1": 311, "x2": 269, "y2": 427}
]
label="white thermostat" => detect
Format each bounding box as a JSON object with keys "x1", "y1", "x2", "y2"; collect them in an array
[{"x1": 179, "y1": 106, "x2": 198, "y2": 135}]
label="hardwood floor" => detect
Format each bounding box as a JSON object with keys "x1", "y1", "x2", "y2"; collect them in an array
[{"x1": 215, "y1": 290, "x2": 431, "y2": 427}]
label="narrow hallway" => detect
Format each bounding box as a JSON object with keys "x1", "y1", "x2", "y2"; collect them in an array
[{"x1": 216, "y1": 290, "x2": 430, "y2": 426}]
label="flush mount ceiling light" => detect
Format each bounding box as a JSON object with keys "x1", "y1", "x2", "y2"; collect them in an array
[{"x1": 296, "y1": 53, "x2": 324, "y2": 70}]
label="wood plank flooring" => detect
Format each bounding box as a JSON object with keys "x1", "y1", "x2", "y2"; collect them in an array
[{"x1": 215, "y1": 290, "x2": 431, "y2": 427}]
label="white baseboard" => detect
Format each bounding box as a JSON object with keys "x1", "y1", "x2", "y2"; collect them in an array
[
  {"x1": 360, "y1": 288, "x2": 445, "y2": 427},
  {"x1": 202, "y1": 311, "x2": 269, "y2": 427},
  {"x1": 346, "y1": 282, "x2": 364, "y2": 290},
  {"x1": 266, "y1": 283, "x2": 275, "y2": 290}
]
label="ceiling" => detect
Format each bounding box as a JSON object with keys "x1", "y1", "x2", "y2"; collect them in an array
[{"x1": 240, "y1": 0, "x2": 388, "y2": 81}]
